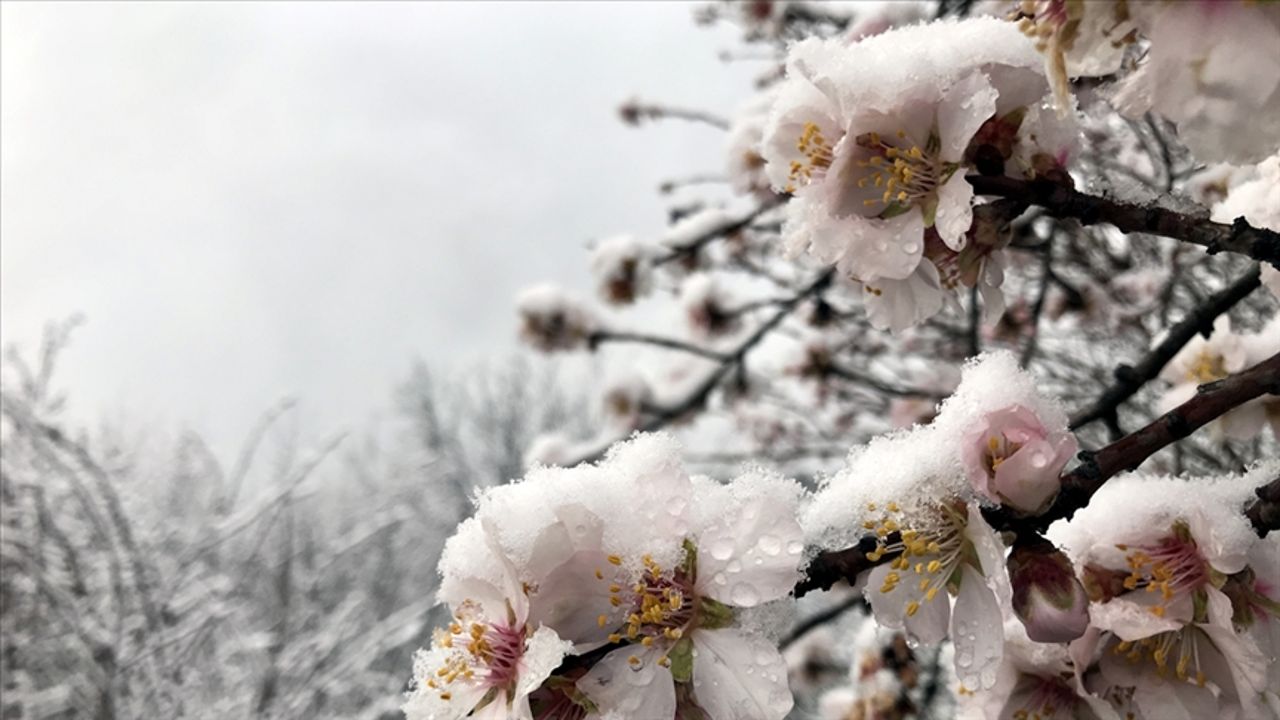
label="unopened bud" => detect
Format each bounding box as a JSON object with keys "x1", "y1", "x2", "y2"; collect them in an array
[{"x1": 1008, "y1": 538, "x2": 1090, "y2": 643}]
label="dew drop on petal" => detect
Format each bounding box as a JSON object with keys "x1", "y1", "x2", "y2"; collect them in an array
[
  {"x1": 709, "y1": 537, "x2": 735, "y2": 561},
  {"x1": 727, "y1": 559, "x2": 742, "y2": 573},
  {"x1": 786, "y1": 540, "x2": 804, "y2": 555},
  {"x1": 757, "y1": 534, "x2": 782, "y2": 556}
]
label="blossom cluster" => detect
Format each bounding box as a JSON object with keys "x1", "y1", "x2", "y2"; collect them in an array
[
  {"x1": 404, "y1": 352, "x2": 1278, "y2": 719},
  {"x1": 403, "y1": 434, "x2": 805, "y2": 720}
]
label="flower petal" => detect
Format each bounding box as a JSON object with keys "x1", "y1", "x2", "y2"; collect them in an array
[
  {"x1": 934, "y1": 171, "x2": 975, "y2": 251},
  {"x1": 690, "y1": 629, "x2": 794, "y2": 720},
  {"x1": 578, "y1": 646, "x2": 675, "y2": 720},
  {"x1": 938, "y1": 71, "x2": 998, "y2": 163},
  {"x1": 695, "y1": 493, "x2": 804, "y2": 608},
  {"x1": 516, "y1": 626, "x2": 573, "y2": 700},
  {"x1": 952, "y1": 565, "x2": 1005, "y2": 691}
]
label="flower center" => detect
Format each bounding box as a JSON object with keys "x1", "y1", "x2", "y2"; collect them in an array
[
  {"x1": 1111, "y1": 626, "x2": 1212, "y2": 688},
  {"x1": 1116, "y1": 522, "x2": 1209, "y2": 618},
  {"x1": 425, "y1": 602, "x2": 526, "y2": 701},
  {"x1": 864, "y1": 501, "x2": 967, "y2": 618},
  {"x1": 785, "y1": 122, "x2": 836, "y2": 193},
  {"x1": 854, "y1": 130, "x2": 943, "y2": 213},
  {"x1": 1185, "y1": 349, "x2": 1227, "y2": 384},
  {"x1": 597, "y1": 553, "x2": 695, "y2": 669}
]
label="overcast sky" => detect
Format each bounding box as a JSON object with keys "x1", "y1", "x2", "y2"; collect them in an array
[{"x1": 1, "y1": 1, "x2": 760, "y2": 459}]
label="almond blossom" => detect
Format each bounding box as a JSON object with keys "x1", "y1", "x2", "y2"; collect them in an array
[
  {"x1": 1113, "y1": 0, "x2": 1280, "y2": 164},
  {"x1": 576, "y1": 472, "x2": 804, "y2": 720},
  {"x1": 517, "y1": 284, "x2": 597, "y2": 352},
  {"x1": 762, "y1": 17, "x2": 1075, "y2": 330},
  {"x1": 1051, "y1": 467, "x2": 1279, "y2": 719},
  {"x1": 961, "y1": 404, "x2": 1077, "y2": 515},
  {"x1": 403, "y1": 520, "x2": 574, "y2": 720},
  {"x1": 1157, "y1": 316, "x2": 1261, "y2": 441},
  {"x1": 590, "y1": 235, "x2": 654, "y2": 306}
]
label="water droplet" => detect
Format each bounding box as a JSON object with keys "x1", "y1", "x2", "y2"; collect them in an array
[
  {"x1": 876, "y1": 241, "x2": 889, "y2": 252},
  {"x1": 731, "y1": 583, "x2": 759, "y2": 607},
  {"x1": 727, "y1": 559, "x2": 742, "y2": 573},
  {"x1": 1031, "y1": 453, "x2": 1047, "y2": 468},
  {"x1": 757, "y1": 534, "x2": 782, "y2": 556},
  {"x1": 713, "y1": 572, "x2": 728, "y2": 586},
  {"x1": 903, "y1": 242, "x2": 919, "y2": 254},
  {"x1": 709, "y1": 537, "x2": 734, "y2": 561},
  {"x1": 786, "y1": 540, "x2": 804, "y2": 555}
]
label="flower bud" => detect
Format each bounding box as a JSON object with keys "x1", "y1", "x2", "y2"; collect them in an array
[
  {"x1": 961, "y1": 404, "x2": 1077, "y2": 514},
  {"x1": 1008, "y1": 538, "x2": 1090, "y2": 643}
]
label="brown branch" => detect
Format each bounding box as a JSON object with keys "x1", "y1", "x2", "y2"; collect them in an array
[
  {"x1": 967, "y1": 175, "x2": 1280, "y2": 269},
  {"x1": 588, "y1": 330, "x2": 730, "y2": 362},
  {"x1": 1069, "y1": 266, "x2": 1262, "y2": 430},
  {"x1": 798, "y1": 353, "x2": 1280, "y2": 596}
]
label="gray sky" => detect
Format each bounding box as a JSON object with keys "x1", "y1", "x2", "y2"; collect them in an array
[{"x1": 1, "y1": 1, "x2": 759, "y2": 458}]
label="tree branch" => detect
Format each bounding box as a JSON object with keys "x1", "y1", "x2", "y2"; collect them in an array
[
  {"x1": 588, "y1": 330, "x2": 729, "y2": 362},
  {"x1": 967, "y1": 175, "x2": 1280, "y2": 269},
  {"x1": 1070, "y1": 266, "x2": 1261, "y2": 430}
]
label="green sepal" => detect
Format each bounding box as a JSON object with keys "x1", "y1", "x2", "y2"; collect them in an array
[
  {"x1": 698, "y1": 597, "x2": 737, "y2": 630},
  {"x1": 1192, "y1": 588, "x2": 1209, "y2": 624},
  {"x1": 880, "y1": 201, "x2": 914, "y2": 220},
  {"x1": 668, "y1": 636, "x2": 695, "y2": 683}
]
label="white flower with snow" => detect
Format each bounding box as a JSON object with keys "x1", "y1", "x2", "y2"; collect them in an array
[
  {"x1": 957, "y1": 621, "x2": 1119, "y2": 720},
  {"x1": 681, "y1": 273, "x2": 740, "y2": 339},
  {"x1": 590, "y1": 235, "x2": 654, "y2": 306},
  {"x1": 1050, "y1": 466, "x2": 1279, "y2": 720},
  {"x1": 517, "y1": 284, "x2": 597, "y2": 352},
  {"x1": 725, "y1": 90, "x2": 779, "y2": 199},
  {"x1": 1157, "y1": 315, "x2": 1255, "y2": 440},
  {"x1": 762, "y1": 17, "x2": 1068, "y2": 330},
  {"x1": 1113, "y1": 1, "x2": 1280, "y2": 164},
  {"x1": 601, "y1": 372, "x2": 654, "y2": 431},
  {"x1": 1212, "y1": 152, "x2": 1280, "y2": 301},
  {"x1": 576, "y1": 471, "x2": 805, "y2": 720},
  {"x1": 403, "y1": 520, "x2": 573, "y2": 720}
]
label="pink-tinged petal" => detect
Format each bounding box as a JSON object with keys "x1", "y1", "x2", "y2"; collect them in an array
[
  {"x1": 578, "y1": 646, "x2": 676, "y2": 720},
  {"x1": 472, "y1": 692, "x2": 519, "y2": 720},
  {"x1": 527, "y1": 550, "x2": 617, "y2": 650},
  {"x1": 938, "y1": 71, "x2": 999, "y2": 163},
  {"x1": 935, "y1": 172, "x2": 975, "y2": 251},
  {"x1": 695, "y1": 495, "x2": 804, "y2": 608},
  {"x1": 1008, "y1": 540, "x2": 1090, "y2": 643},
  {"x1": 990, "y1": 437, "x2": 1068, "y2": 515},
  {"x1": 952, "y1": 565, "x2": 1005, "y2": 691},
  {"x1": 690, "y1": 629, "x2": 794, "y2": 720}
]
